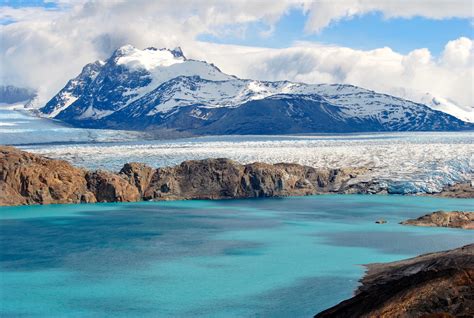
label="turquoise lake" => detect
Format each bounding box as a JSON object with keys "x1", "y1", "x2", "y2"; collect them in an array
[{"x1": 0, "y1": 195, "x2": 473, "y2": 317}]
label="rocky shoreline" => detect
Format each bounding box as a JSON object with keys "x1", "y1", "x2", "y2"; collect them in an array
[
  {"x1": 1, "y1": 146, "x2": 473, "y2": 206},
  {"x1": 315, "y1": 244, "x2": 474, "y2": 318},
  {"x1": 401, "y1": 211, "x2": 474, "y2": 229},
  {"x1": 431, "y1": 182, "x2": 474, "y2": 199},
  {"x1": 2, "y1": 146, "x2": 474, "y2": 317},
  {"x1": 0, "y1": 146, "x2": 366, "y2": 206}
]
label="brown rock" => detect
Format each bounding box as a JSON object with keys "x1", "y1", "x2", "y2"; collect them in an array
[
  {"x1": 86, "y1": 170, "x2": 140, "y2": 202},
  {"x1": 143, "y1": 158, "x2": 244, "y2": 200},
  {"x1": 401, "y1": 211, "x2": 474, "y2": 229},
  {"x1": 142, "y1": 159, "x2": 364, "y2": 200},
  {"x1": 315, "y1": 244, "x2": 474, "y2": 318},
  {"x1": 0, "y1": 146, "x2": 365, "y2": 206},
  {"x1": 0, "y1": 146, "x2": 95, "y2": 205},
  {"x1": 119, "y1": 162, "x2": 154, "y2": 195},
  {"x1": 432, "y1": 182, "x2": 474, "y2": 199}
]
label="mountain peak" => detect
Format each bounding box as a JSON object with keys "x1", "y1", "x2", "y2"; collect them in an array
[
  {"x1": 113, "y1": 44, "x2": 136, "y2": 57},
  {"x1": 40, "y1": 44, "x2": 473, "y2": 133}
]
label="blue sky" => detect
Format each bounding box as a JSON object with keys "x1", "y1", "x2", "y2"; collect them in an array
[
  {"x1": 1, "y1": 0, "x2": 58, "y2": 9},
  {"x1": 199, "y1": 9, "x2": 473, "y2": 56}
]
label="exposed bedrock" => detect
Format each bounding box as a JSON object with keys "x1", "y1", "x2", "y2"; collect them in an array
[
  {"x1": 85, "y1": 170, "x2": 141, "y2": 203},
  {"x1": 401, "y1": 211, "x2": 474, "y2": 229},
  {"x1": 138, "y1": 159, "x2": 364, "y2": 200},
  {"x1": 315, "y1": 244, "x2": 474, "y2": 318},
  {"x1": 433, "y1": 182, "x2": 474, "y2": 199},
  {"x1": 0, "y1": 146, "x2": 365, "y2": 206},
  {"x1": 0, "y1": 146, "x2": 96, "y2": 205}
]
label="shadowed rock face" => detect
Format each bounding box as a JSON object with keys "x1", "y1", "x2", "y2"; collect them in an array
[
  {"x1": 401, "y1": 211, "x2": 474, "y2": 229},
  {"x1": 314, "y1": 244, "x2": 474, "y2": 318},
  {"x1": 139, "y1": 159, "x2": 363, "y2": 201},
  {"x1": 0, "y1": 146, "x2": 364, "y2": 206},
  {"x1": 85, "y1": 170, "x2": 140, "y2": 202}
]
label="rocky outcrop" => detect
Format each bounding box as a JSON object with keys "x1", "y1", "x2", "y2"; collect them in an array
[
  {"x1": 315, "y1": 244, "x2": 474, "y2": 318},
  {"x1": 138, "y1": 159, "x2": 364, "y2": 201},
  {"x1": 119, "y1": 162, "x2": 155, "y2": 195},
  {"x1": 0, "y1": 146, "x2": 364, "y2": 206},
  {"x1": 432, "y1": 182, "x2": 474, "y2": 199},
  {"x1": 401, "y1": 211, "x2": 474, "y2": 229},
  {"x1": 0, "y1": 146, "x2": 96, "y2": 205},
  {"x1": 86, "y1": 170, "x2": 140, "y2": 202}
]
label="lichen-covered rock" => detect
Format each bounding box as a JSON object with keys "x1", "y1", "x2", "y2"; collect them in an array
[
  {"x1": 401, "y1": 211, "x2": 473, "y2": 229},
  {"x1": 315, "y1": 244, "x2": 474, "y2": 318}
]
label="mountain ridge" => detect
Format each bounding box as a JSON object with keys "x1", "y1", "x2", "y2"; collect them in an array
[{"x1": 39, "y1": 45, "x2": 474, "y2": 134}]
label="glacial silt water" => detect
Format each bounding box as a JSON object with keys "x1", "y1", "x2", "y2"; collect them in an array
[{"x1": 1, "y1": 195, "x2": 473, "y2": 317}]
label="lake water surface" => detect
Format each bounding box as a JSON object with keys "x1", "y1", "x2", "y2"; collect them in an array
[{"x1": 1, "y1": 195, "x2": 473, "y2": 317}]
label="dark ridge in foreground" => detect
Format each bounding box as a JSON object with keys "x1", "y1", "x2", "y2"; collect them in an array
[
  {"x1": 0, "y1": 146, "x2": 365, "y2": 206},
  {"x1": 315, "y1": 244, "x2": 474, "y2": 318},
  {"x1": 401, "y1": 211, "x2": 474, "y2": 229}
]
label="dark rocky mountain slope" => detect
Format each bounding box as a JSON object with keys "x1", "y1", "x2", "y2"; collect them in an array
[{"x1": 39, "y1": 45, "x2": 473, "y2": 134}]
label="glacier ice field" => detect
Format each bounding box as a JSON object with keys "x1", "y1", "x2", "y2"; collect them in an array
[{"x1": 1, "y1": 103, "x2": 473, "y2": 194}]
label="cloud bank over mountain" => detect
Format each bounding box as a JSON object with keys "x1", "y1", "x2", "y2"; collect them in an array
[
  {"x1": 1, "y1": 0, "x2": 472, "y2": 119},
  {"x1": 302, "y1": 0, "x2": 473, "y2": 32}
]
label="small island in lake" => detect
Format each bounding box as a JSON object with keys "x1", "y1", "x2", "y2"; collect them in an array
[{"x1": 401, "y1": 211, "x2": 474, "y2": 230}]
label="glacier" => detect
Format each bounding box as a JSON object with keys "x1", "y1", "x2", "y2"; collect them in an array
[
  {"x1": 2, "y1": 101, "x2": 472, "y2": 195},
  {"x1": 20, "y1": 132, "x2": 474, "y2": 195},
  {"x1": 0, "y1": 102, "x2": 147, "y2": 145},
  {"x1": 2, "y1": 44, "x2": 473, "y2": 195}
]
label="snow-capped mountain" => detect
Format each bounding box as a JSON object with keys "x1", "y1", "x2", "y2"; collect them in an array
[
  {"x1": 40, "y1": 45, "x2": 473, "y2": 134},
  {"x1": 389, "y1": 87, "x2": 473, "y2": 123}
]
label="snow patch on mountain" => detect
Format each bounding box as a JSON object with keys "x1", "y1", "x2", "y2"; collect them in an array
[
  {"x1": 415, "y1": 93, "x2": 473, "y2": 123},
  {"x1": 390, "y1": 87, "x2": 474, "y2": 123},
  {"x1": 40, "y1": 45, "x2": 473, "y2": 132},
  {"x1": 113, "y1": 46, "x2": 235, "y2": 112},
  {"x1": 143, "y1": 79, "x2": 425, "y2": 126},
  {"x1": 77, "y1": 106, "x2": 114, "y2": 120},
  {"x1": 48, "y1": 92, "x2": 78, "y2": 117}
]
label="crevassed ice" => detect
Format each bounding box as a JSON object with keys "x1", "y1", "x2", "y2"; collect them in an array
[{"x1": 23, "y1": 132, "x2": 474, "y2": 194}]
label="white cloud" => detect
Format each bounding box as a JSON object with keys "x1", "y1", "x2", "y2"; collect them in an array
[
  {"x1": 186, "y1": 38, "x2": 473, "y2": 113},
  {"x1": 302, "y1": 0, "x2": 474, "y2": 32},
  {"x1": 0, "y1": 0, "x2": 472, "y2": 119},
  {"x1": 0, "y1": 0, "x2": 295, "y2": 104}
]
